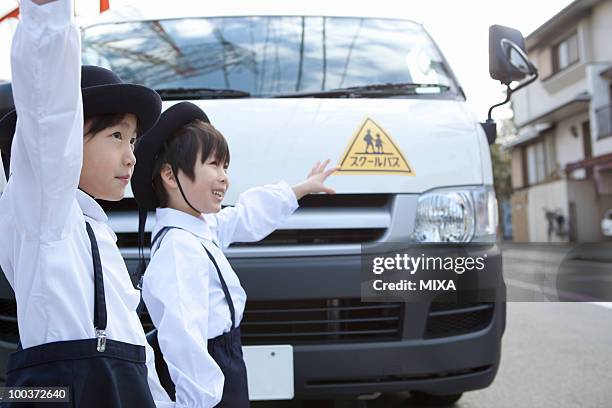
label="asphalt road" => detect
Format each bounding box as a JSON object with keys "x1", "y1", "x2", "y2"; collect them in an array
[{"x1": 255, "y1": 242, "x2": 612, "y2": 408}]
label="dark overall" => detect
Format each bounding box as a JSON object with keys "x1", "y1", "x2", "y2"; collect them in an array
[
  {"x1": 146, "y1": 227, "x2": 250, "y2": 407},
  {"x1": 3, "y1": 222, "x2": 157, "y2": 408}
]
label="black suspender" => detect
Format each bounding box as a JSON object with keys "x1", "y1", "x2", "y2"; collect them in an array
[
  {"x1": 150, "y1": 226, "x2": 173, "y2": 256},
  {"x1": 200, "y1": 244, "x2": 236, "y2": 330},
  {"x1": 85, "y1": 221, "x2": 107, "y2": 352},
  {"x1": 142, "y1": 226, "x2": 237, "y2": 329},
  {"x1": 17, "y1": 221, "x2": 108, "y2": 352}
]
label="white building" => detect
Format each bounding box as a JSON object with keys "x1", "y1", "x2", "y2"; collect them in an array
[{"x1": 508, "y1": 0, "x2": 612, "y2": 242}]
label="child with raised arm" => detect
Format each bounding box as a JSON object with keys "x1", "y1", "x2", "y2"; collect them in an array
[{"x1": 0, "y1": 0, "x2": 173, "y2": 406}]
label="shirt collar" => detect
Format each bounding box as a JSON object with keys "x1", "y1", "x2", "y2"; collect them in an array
[
  {"x1": 154, "y1": 207, "x2": 214, "y2": 242},
  {"x1": 76, "y1": 189, "x2": 108, "y2": 222}
]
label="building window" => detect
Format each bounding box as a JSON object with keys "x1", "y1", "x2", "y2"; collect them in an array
[
  {"x1": 596, "y1": 104, "x2": 612, "y2": 139},
  {"x1": 552, "y1": 32, "x2": 579, "y2": 74},
  {"x1": 526, "y1": 141, "x2": 547, "y2": 185}
]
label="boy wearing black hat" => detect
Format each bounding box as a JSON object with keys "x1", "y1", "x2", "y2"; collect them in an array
[
  {"x1": 0, "y1": 0, "x2": 173, "y2": 406},
  {"x1": 132, "y1": 101, "x2": 338, "y2": 407}
]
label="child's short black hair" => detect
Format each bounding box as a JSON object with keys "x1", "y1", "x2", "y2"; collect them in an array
[
  {"x1": 84, "y1": 112, "x2": 142, "y2": 138},
  {"x1": 152, "y1": 120, "x2": 230, "y2": 208}
]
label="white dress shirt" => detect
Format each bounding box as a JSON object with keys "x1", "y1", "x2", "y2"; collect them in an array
[
  {"x1": 142, "y1": 181, "x2": 299, "y2": 408},
  {"x1": 0, "y1": 1, "x2": 172, "y2": 406}
]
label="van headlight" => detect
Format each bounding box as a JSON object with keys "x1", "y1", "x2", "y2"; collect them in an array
[{"x1": 412, "y1": 185, "x2": 498, "y2": 243}]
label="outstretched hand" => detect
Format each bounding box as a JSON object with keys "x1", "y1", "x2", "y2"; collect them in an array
[{"x1": 292, "y1": 159, "x2": 340, "y2": 200}]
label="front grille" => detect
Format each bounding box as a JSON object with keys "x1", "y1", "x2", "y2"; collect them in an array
[
  {"x1": 241, "y1": 298, "x2": 403, "y2": 345},
  {"x1": 102, "y1": 194, "x2": 392, "y2": 248},
  {"x1": 0, "y1": 299, "x2": 19, "y2": 345},
  {"x1": 140, "y1": 299, "x2": 404, "y2": 346},
  {"x1": 117, "y1": 228, "x2": 387, "y2": 248},
  {"x1": 425, "y1": 302, "x2": 494, "y2": 339},
  {"x1": 99, "y1": 194, "x2": 392, "y2": 213},
  {"x1": 0, "y1": 299, "x2": 404, "y2": 345},
  {"x1": 0, "y1": 298, "x2": 405, "y2": 347}
]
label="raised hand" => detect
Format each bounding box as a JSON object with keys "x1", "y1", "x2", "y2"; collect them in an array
[{"x1": 292, "y1": 159, "x2": 340, "y2": 200}]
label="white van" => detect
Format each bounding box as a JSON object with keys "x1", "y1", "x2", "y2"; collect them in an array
[{"x1": 0, "y1": 7, "x2": 537, "y2": 405}]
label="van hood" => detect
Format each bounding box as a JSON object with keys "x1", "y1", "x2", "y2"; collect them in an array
[{"x1": 162, "y1": 98, "x2": 485, "y2": 204}]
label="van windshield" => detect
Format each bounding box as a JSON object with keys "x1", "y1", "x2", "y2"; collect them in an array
[{"x1": 82, "y1": 16, "x2": 461, "y2": 99}]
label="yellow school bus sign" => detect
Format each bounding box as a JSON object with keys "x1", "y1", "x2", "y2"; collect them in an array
[{"x1": 337, "y1": 118, "x2": 415, "y2": 175}]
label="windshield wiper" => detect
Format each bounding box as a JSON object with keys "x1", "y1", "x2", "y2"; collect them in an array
[
  {"x1": 273, "y1": 82, "x2": 451, "y2": 98},
  {"x1": 156, "y1": 87, "x2": 251, "y2": 100}
]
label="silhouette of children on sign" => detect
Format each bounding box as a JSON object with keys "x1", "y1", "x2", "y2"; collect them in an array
[
  {"x1": 363, "y1": 129, "x2": 375, "y2": 153},
  {"x1": 375, "y1": 133, "x2": 384, "y2": 154}
]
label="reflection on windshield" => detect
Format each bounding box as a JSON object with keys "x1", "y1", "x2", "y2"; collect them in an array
[{"x1": 82, "y1": 16, "x2": 458, "y2": 98}]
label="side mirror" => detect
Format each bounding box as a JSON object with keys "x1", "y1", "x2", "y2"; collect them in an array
[
  {"x1": 483, "y1": 25, "x2": 538, "y2": 145},
  {"x1": 501, "y1": 39, "x2": 535, "y2": 77},
  {"x1": 489, "y1": 25, "x2": 534, "y2": 85}
]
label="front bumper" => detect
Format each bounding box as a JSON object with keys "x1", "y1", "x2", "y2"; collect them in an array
[{"x1": 229, "y1": 243, "x2": 506, "y2": 398}]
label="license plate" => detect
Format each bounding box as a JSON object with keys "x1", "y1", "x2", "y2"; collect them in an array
[{"x1": 242, "y1": 345, "x2": 294, "y2": 400}]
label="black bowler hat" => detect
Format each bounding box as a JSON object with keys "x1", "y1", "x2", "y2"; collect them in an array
[
  {"x1": 131, "y1": 101, "x2": 210, "y2": 212},
  {"x1": 0, "y1": 65, "x2": 162, "y2": 168}
]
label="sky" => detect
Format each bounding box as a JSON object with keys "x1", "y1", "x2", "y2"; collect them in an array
[{"x1": 0, "y1": 0, "x2": 575, "y2": 121}]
